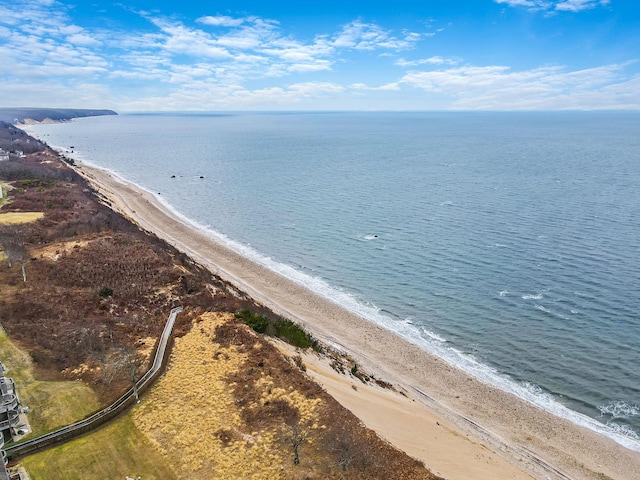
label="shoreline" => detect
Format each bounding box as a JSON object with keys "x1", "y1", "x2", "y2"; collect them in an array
[{"x1": 73, "y1": 160, "x2": 639, "y2": 480}]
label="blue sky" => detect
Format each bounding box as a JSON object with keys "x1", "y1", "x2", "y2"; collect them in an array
[{"x1": 0, "y1": 0, "x2": 638, "y2": 111}]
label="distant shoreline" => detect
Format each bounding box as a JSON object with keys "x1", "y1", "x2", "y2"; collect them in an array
[
  {"x1": 0, "y1": 108, "x2": 117, "y2": 125},
  {"x1": 66, "y1": 156, "x2": 640, "y2": 480}
]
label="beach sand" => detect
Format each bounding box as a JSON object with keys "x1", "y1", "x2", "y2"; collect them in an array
[{"x1": 75, "y1": 160, "x2": 640, "y2": 480}]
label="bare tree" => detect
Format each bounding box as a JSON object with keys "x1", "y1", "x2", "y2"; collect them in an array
[
  {"x1": 326, "y1": 432, "x2": 356, "y2": 474},
  {"x1": 323, "y1": 429, "x2": 382, "y2": 479},
  {"x1": 119, "y1": 342, "x2": 145, "y2": 403},
  {"x1": 0, "y1": 224, "x2": 28, "y2": 282},
  {"x1": 80, "y1": 325, "x2": 120, "y2": 385},
  {"x1": 355, "y1": 442, "x2": 381, "y2": 479},
  {"x1": 285, "y1": 422, "x2": 306, "y2": 465},
  {"x1": 280, "y1": 414, "x2": 312, "y2": 466}
]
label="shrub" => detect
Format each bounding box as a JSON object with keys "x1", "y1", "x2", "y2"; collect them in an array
[
  {"x1": 21, "y1": 179, "x2": 40, "y2": 188},
  {"x1": 98, "y1": 286, "x2": 113, "y2": 298},
  {"x1": 235, "y1": 309, "x2": 320, "y2": 351},
  {"x1": 273, "y1": 318, "x2": 319, "y2": 351},
  {"x1": 235, "y1": 309, "x2": 269, "y2": 333}
]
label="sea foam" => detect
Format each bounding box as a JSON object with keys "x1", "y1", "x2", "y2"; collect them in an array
[{"x1": 522, "y1": 293, "x2": 544, "y2": 300}]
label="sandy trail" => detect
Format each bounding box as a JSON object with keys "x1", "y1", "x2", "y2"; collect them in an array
[{"x1": 76, "y1": 161, "x2": 639, "y2": 480}]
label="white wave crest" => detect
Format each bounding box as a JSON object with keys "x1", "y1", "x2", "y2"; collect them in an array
[
  {"x1": 522, "y1": 293, "x2": 543, "y2": 300},
  {"x1": 422, "y1": 328, "x2": 447, "y2": 343},
  {"x1": 599, "y1": 401, "x2": 640, "y2": 419},
  {"x1": 607, "y1": 422, "x2": 640, "y2": 440}
]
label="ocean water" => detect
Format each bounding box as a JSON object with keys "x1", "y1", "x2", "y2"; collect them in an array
[{"x1": 28, "y1": 112, "x2": 640, "y2": 450}]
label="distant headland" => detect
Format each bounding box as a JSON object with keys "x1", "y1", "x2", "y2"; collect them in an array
[{"x1": 0, "y1": 107, "x2": 117, "y2": 125}]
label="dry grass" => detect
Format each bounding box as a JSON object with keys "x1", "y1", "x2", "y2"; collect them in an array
[
  {"x1": 132, "y1": 312, "x2": 434, "y2": 480},
  {"x1": 31, "y1": 239, "x2": 92, "y2": 261},
  {"x1": 0, "y1": 211, "x2": 43, "y2": 225},
  {"x1": 132, "y1": 312, "x2": 289, "y2": 479},
  {"x1": 6, "y1": 311, "x2": 435, "y2": 480}
]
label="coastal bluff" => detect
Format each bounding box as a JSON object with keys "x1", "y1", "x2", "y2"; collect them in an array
[{"x1": 0, "y1": 108, "x2": 117, "y2": 125}]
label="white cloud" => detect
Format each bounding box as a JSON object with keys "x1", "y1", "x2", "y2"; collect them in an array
[
  {"x1": 214, "y1": 18, "x2": 279, "y2": 50},
  {"x1": 0, "y1": 0, "x2": 634, "y2": 111},
  {"x1": 0, "y1": 79, "x2": 114, "y2": 108},
  {"x1": 140, "y1": 14, "x2": 341, "y2": 81},
  {"x1": 119, "y1": 81, "x2": 344, "y2": 111},
  {"x1": 261, "y1": 36, "x2": 334, "y2": 71},
  {"x1": 67, "y1": 33, "x2": 101, "y2": 46},
  {"x1": 59, "y1": 24, "x2": 83, "y2": 35},
  {"x1": 232, "y1": 82, "x2": 344, "y2": 107},
  {"x1": 196, "y1": 15, "x2": 246, "y2": 27},
  {"x1": 287, "y1": 82, "x2": 344, "y2": 96},
  {"x1": 555, "y1": 0, "x2": 609, "y2": 12},
  {"x1": 350, "y1": 82, "x2": 401, "y2": 91},
  {"x1": 287, "y1": 61, "x2": 333, "y2": 73},
  {"x1": 0, "y1": 1, "x2": 110, "y2": 80},
  {"x1": 1, "y1": 1, "x2": 426, "y2": 101},
  {"x1": 494, "y1": 0, "x2": 610, "y2": 12},
  {"x1": 0, "y1": 33, "x2": 109, "y2": 80},
  {"x1": 214, "y1": 32, "x2": 262, "y2": 49},
  {"x1": 0, "y1": 3, "x2": 55, "y2": 27},
  {"x1": 399, "y1": 63, "x2": 639, "y2": 109},
  {"x1": 395, "y1": 56, "x2": 460, "y2": 67},
  {"x1": 149, "y1": 20, "x2": 232, "y2": 59},
  {"x1": 333, "y1": 20, "x2": 421, "y2": 51},
  {"x1": 495, "y1": 0, "x2": 542, "y2": 7}
]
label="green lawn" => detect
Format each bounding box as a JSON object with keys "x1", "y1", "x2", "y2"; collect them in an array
[
  {"x1": 21, "y1": 415, "x2": 176, "y2": 480},
  {"x1": 0, "y1": 327, "x2": 99, "y2": 435},
  {"x1": 0, "y1": 328, "x2": 176, "y2": 479}
]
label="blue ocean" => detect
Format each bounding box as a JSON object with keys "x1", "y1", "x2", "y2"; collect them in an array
[{"x1": 29, "y1": 112, "x2": 640, "y2": 450}]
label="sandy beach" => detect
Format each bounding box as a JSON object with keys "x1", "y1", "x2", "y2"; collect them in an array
[{"x1": 75, "y1": 160, "x2": 640, "y2": 480}]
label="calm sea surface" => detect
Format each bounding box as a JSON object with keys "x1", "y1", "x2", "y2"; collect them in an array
[{"x1": 29, "y1": 112, "x2": 640, "y2": 450}]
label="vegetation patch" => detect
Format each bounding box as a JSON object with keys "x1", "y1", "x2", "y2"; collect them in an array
[
  {"x1": 0, "y1": 211, "x2": 44, "y2": 225},
  {"x1": 235, "y1": 308, "x2": 270, "y2": 333},
  {"x1": 133, "y1": 312, "x2": 286, "y2": 479},
  {"x1": 235, "y1": 309, "x2": 321, "y2": 351},
  {"x1": 98, "y1": 285, "x2": 113, "y2": 298}
]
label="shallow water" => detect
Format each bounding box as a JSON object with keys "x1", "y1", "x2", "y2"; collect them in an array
[{"x1": 29, "y1": 111, "x2": 640, "y2": 449}]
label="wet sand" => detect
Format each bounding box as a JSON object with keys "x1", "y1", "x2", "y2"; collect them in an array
[{"x1": 76, "y1": 160, "x2": 640, "y2": 480}]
